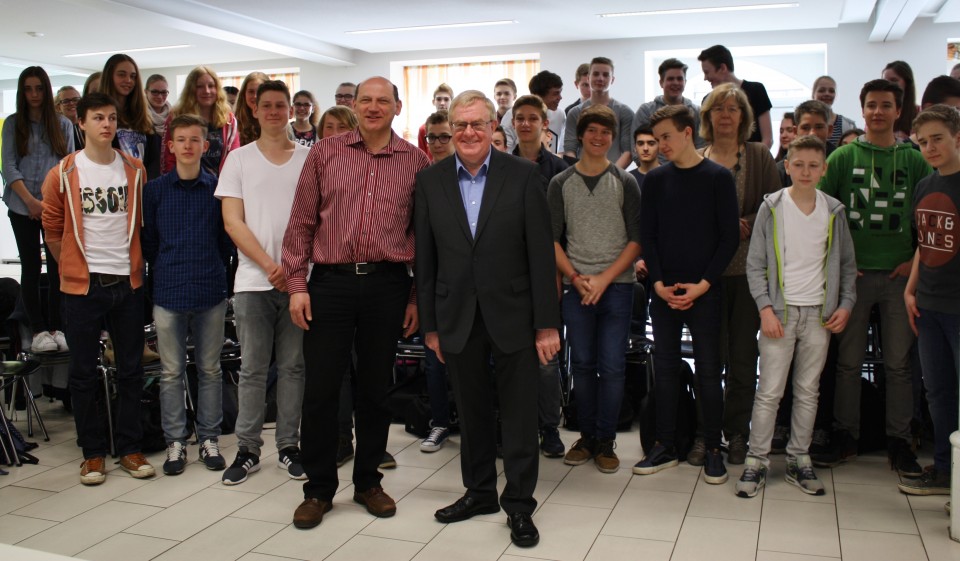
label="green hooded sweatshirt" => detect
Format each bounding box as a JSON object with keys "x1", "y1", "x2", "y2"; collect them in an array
[{"x1": 818, "y1": 136, "x2": 932, "y2": 270}]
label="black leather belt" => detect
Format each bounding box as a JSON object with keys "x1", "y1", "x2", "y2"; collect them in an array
[
  {"x1": 90, "y1": 273, "x2": 129, "y2": 287},
  {"x1": 315, "y1": 262, "x2": 405, "y2": 276}
]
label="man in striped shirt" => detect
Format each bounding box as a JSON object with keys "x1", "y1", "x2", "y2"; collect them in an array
[{"x1": 282, "y1": 76, "x2": 428, "y2": 529}]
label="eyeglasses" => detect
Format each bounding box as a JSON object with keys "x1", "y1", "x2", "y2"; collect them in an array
[
  {"x1": 451, "y1": 120, "x2": 490, "y2": 133},
  {"x1": 293, "y1": 102, "x2": 313, "y2": 108},
  {"x1": 426, "y1": 134, "x2": 452, "y2": 144},
  {"x1": 57, "y1": 97, "x2": 81, "y2": 105},
  {"x1": 147, "y1": 89, "x2": 169, "y2": 96},
  {"x1": 334, "y1": 94, "x2": 354, "y2": 101}
]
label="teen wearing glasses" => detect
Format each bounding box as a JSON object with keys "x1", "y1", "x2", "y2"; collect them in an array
[{"x1": 145, "y1": 74, "x2": 170, "y2": 136}]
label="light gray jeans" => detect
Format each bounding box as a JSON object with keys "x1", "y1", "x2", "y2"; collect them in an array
[
  {"x1": 747, "y1": 305, "x2": 830, "y2": 467},
  {"x1": 233, "y1": 290, "x2": 305, "y2": 456},
  {"x1": 833, "y1": 272, "x2": 914, "y2": 441}
]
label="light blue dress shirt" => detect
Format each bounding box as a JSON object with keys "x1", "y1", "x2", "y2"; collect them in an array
[{"x1": 455, "y1": 151, "x2": 492, "y2": 237}]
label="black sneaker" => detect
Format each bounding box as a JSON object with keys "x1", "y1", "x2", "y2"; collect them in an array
[
  {"x1": 898, "y1": 467, "x2": 950, "y2": 496},
  {"x1": 336, "y1": 435, "x2": 354, "y2": 467},
  {"x1": 704, "y1": 448, "x2": 728, "y2": 485},
  {"x1": 379, "y1": 452, "x2": 397, "y2": 470},
  {"x1": 812, "y1": 429, "x2": 856, "y2": 468},
  {"x1": 222, "y1": 447, "x2": 260, "y2": 485},
  {"x1": 633, "y1": 442, "x2": 679, "y2": 475},
  {"x1": 539, "y1": 426, "x2": 565, "y2": 458},
  {"x1": 200, "y1": 439, "x2": 226, "y2": 471},
  {"x1": 163, "y1": 441, "x2": 187, "y2": 476},
  {"x1": 278, "y1": 447, "x2": 307, "y2": 480},
  {"x1": 771, "y1": 425, "x2": 789, "y2": 454},
  {"x1": 888, "y1": 437, "x2": 922, "y2": 477}
]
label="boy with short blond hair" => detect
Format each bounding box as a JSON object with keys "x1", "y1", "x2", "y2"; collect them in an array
[{"x1": 737, "y1": 135, "x2": 857, "y2": 498}]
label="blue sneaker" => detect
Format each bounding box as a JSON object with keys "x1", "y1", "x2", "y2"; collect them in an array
[
  {"x1": 633, "y1": 442, "x2": 678, "y2": 475},
  {"x1": 703, "y1": 448, "x2": 728, "y2": 484}
]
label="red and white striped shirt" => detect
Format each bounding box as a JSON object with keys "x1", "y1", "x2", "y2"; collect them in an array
[{"x1": 282, "y1": 130, "x2": 429, "y2": 294}]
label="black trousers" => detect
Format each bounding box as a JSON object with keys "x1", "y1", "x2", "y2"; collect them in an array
[
  {"x1": 300, "y1": 265, "x2": 410, "y2": 501},
  {"x1": 445, "y1": 307, "x2": 539, "y2": 515}
]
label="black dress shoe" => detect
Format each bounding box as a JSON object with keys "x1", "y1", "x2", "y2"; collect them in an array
[
  {"x1": 507, "y1": 512, "x2": 539, "y2": 547},
  {"x1": 435, "y1": 495, "x2": 501, "y2": 523}
]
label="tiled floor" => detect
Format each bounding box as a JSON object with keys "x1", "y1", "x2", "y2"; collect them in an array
[{"x1": 2, "y1": 399, "x2": 960, "y2": 561}]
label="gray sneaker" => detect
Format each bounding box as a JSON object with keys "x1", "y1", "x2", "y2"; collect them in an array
[
  {"x1": 735, "y1": 457, "x2": 767, "y2": 498},
  {"x1": 726, "y1": 434, "x2": 747, "y2": 465},
  {"x1": 897, "y1": 468, "x2": 950, "y2": 496},
  {"x1": 686, "y1": 436, "x2": 706, "y2": 466},
  {"x1": 786, "y1": 454, "x2": 825, "y2": 496}
]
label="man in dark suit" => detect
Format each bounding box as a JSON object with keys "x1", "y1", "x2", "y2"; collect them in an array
[{"x1": 415, "y1": 90, "x2": 561, "y2": 548}]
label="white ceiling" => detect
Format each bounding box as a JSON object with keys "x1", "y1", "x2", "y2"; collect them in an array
[{"x1": 1, "y1": 0, "x2": 958, "y2": 81}]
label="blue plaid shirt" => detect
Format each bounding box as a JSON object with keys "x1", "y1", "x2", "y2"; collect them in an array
[{"x1": 142, "y1": 167, "x2": 233, "y2": 311}]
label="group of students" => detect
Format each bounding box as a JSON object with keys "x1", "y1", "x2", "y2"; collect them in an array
[{"x1": 2, "y1": 48, "x2": 960, "y2": 546}]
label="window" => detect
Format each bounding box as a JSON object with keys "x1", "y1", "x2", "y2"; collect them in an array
[{"x1": 391, "y1": 54, "x2": 540, "y2": 143}]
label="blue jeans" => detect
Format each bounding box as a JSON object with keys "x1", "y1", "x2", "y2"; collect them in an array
[
  {"x1": 917, "y1": 307, "x2": 960, "y2": 473},
  {"x1": 650, "y1": 287, "x2": 724, "y2": 449},
  {"x1": 63, "y1": 281, "x2": 145, "y2": 459},
  {"x1": 154, "y1": 300, "x2": 226, "y2": 444},
  {"x1": 562, "y1": 283, "x2": 633, "y2": 440},
  {"x1": 233, "y1": 290, "x2": 305, "y2": 456}
]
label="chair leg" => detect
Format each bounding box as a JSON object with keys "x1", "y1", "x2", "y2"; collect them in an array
[
  {"x1": 101, "y1": 366, "x2": 116, "y2": 457},
  {"x1": 19, "y1": 377, "x2": 50, "y2": 442}
]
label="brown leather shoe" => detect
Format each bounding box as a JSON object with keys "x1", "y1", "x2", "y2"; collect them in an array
[
  {"x1": 293, "y1": 498, "x2": 332, "y2": 529},
  {"x1": 119, "y1": 452, "x2": 156, "y2": 479},
  {"x1": 353, "y1": 486, "x2": 397, "y2": 517},
  {"x1": 80, "y1": 457, "x2": 106, "y2": 485}
]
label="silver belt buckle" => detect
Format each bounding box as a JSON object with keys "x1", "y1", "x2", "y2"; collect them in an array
[{"x1": 355, "y1": 262, "x2": 369, "y2": 275}]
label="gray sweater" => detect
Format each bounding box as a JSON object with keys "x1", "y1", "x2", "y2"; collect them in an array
[
  {"x1": 548, "y1": 164, "x2": 642, "y2": 284},
  {"x1": 746, "y1": 188, "x2": 857, "y2": 322}
]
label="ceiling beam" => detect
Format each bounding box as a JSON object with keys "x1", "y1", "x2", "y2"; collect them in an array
[
  {"x1": 868, "y1": 0, "x2": 925, "y2": 41},
  {"x1": 840, "y1": 0, "x2": 877, "y2": 23}
]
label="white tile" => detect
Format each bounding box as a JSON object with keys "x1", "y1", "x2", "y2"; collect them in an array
[
  {"x1": 238, "y1": 554, "x2": 307, "y2": 561},
  {"x1": 31, "y1": 439, "x2": 84, "y2": 468},
  {"x1": 755, "y1": 552, "x2": 840, "y2": 561},
  {"x1": 0, "y1": 486, "x2": 55, "y2": 515},
  {"x1": 325, "y1": 534, "x2": 423, "y2": 561},
  {"x1": 758, "y1": 498, "x2": 840, "y2": 558},
  {"x1": 213, "y1": 457, "x2": 291, "y2": 495},
  {"x1": 914, "y1": 509, "x2": 960, "y2": 561},
  {"x1": 839, "y1": 529, "x2": 928, "y2": 561},
  {"x1": 601, "y1": 488, "x2": 689, "y2": 541},
  {"x1": 412, "y1": 519, "x2": 512, "y2": 561},
  {"x1": 391, "y1": 439, "x2": 461, "y2": 469},
  {"x1": 76, "y1": 532, "x2": 179, "y2": 561},
  {"x1": 114, "y1": 462, "x2": 222, "y2": 507},
  {"x1": 379, "y1": 465, "x2": 439, "y2": 499},
  {"x1": 153, "y1": 516, "x2": 286, "y2": 561},
  {"x1": 362, "y1": 488, "x2": 464, "y2": 543},
  {"x1": 0, "y1": 464, "x2": 54, "y2": 489},
  {"x1": 546, "y1": 464, "x2": 631, "y2": 509},
  {"x1": 13, "y1": 475, "x2": 146, "y2": 521},
  {"x1": 830, "y1": 460, "x2": 902, "y2": 486},
  {"x1": 125, "y1": 487, "x2": 260, "y2": 541},
  {"x1": 11, "y1": 461, "x2": 97, "y2": 492},
  {"x1": 908, "y1": 493, "x2": 951, "y2": 512},
  {"x1": 417, "y1": 457, "x2": 469, "y2": 494},
  {"x1": 686, "y1": 475, "x2": 762, "y2": 521},
  {"x1": 232, "y1": 479, "x2": 308, "y2": 524},
  {"x1": 16, "y1": 500, "x2": 161, "y2": 556},
  {"x1": 585, "y1": 534, "x2": 673, "y2": 561},
  {"x1": 0, "y1": 514, "x2": 58, "y2": 544},
  {"x1": 835, "y1": 482, "x2": 918, "y2": 534},
  {"x1": 536, "y1": 457, "x2": 572, "y2": 482},
  {"x1": 502, "y1": 502, "x2": 609, "y2": 561},
  {"x1": 253, "y1": 505, "x2": 375, "y2": 561},
  {"x1": 671, "y1": 516, "x2": 759, "y2": 561},
  {"x1": 626, "y1": 463, "x2": 700, "y2": 494}
]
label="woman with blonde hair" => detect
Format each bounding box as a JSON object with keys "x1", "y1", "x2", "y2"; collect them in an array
[
  {"x1": 812, "y1": 76, "x2": 857, "y2": 146},
  {"x1": 102, "y1": 54, "x2": 161, "y2": 179},
  {"x1": 236, "y1": 71, "x2": 269, "y2": 146},
  {"x1": 698, "y1": 83, "x2": 780, "y2": 467},
  {"x1": 161, "y1": 65, "x2": 239, "y2": 176}
]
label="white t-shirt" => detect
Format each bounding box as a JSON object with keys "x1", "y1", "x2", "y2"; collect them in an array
[
  {"x1": 76, "y1": 151, "x2": 130, "y2": 275},
  {"x1": 782, "y1": 189, "x2": 830, "y2": 306},
  {"x1": 214, "y1": 141, "x2": 309, "y2": 292}
]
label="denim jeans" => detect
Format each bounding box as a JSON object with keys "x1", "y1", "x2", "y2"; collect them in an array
[
  {"x1": 747, "y1": 306, "x2": 831, "y2": 468},
  {"x1": 562, "y1": 283, "x2": 633, "y2": 441},
  {"x1": 650, "y1": 287, "x2": 724, "y2": 449},
  {"x1": 62, "y1": 282, "x2": 144, "y2": 459},
  {"x1": 833, "y1": 272, "x2": 914, "y2": 441},
  {"x1": 154, "y1": 300, "x2": 226, "y2": 444},
  {"x1": 916, "y1": 307, "x2": 959, "y2": 474},
  {"x1": 233, "y1": 290, "x2": 305, "y2": 456}
]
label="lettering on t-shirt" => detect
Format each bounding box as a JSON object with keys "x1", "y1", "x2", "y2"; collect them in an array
[
  {"x1": 81, "y1": 185, "x2": 128, "y2": 215},
  {"x1": 916, "y1": 191, "x2": 958, "y2": 268},
  {"x1": 847, "y1": 165, "x2": 908, "y2": 232}
]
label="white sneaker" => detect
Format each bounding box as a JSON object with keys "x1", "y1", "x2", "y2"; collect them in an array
[
  {"x1": 53, "y1": 331, "x2": 69, "y2": 352},
  {"x1": 31, "y1": 331, "x2": 58, "y2": 353}
]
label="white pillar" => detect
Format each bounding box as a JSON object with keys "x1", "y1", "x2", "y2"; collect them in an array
[{"x1": 950, "y1": 431, "x2": 960, "y2": 541}]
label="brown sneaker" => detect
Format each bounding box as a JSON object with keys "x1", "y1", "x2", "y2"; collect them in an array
[
  {"x1": 119, "y1": 452, "x2": 156, "y2": 479},
  {"x1": 595, "y1": 440, "x2": 620, "y2": 473},
  {"x1": 353, "y1": 486, "x2": 397, "y2": 518},
  {"x1": 80, "y1": 457, "x2": 107, "y2": 485},
  {"x1": 293, "y1": 498, "x2": 332, "y2": 529},
  {"x1": 563, "y1": 435, "x2": 597, "y2": 466}
]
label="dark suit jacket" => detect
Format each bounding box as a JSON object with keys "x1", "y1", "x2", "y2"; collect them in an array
[{"x1": 415, "y1": 149, "x2": 560, "y2": 355}]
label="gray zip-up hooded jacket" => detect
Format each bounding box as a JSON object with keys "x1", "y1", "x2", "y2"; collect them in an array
[{"x1": 746, "y1": 188, "x2": 857, "y2": 323}]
